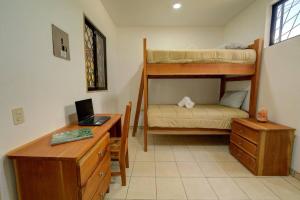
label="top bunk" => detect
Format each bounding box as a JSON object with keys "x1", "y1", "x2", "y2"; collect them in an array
[{"x1": 143, "y1": 38, "x2": 263, "y2": 78}]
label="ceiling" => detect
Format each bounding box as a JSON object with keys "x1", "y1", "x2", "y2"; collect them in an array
[{"x1": 100, "y1": 0, "x2": 256, "y2": 26}]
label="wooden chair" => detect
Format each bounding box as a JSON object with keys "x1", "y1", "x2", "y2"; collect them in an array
[{"x1": 110, "y1": 102, "x2": 131, "y2": 186}]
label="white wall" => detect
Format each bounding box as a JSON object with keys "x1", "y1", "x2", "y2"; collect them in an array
[
  {"x1": 224, "y1": 0, "x2": 268, "y2": 44},
  {"x1": 224, "y1": 0, "x2": 300, "y2": 172},
  {"x1": 116, "y1": 27, "x2": 224, "y2": 123},
  {"x1": 1, "y1": 0, "x2": 300, "y2": 199},
  {"x1": 0, "y1": 0, "x2": 118, "y2": 199}
]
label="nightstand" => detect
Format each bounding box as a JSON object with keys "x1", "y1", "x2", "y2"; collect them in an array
[{"x1": 230, "y1": 118, "x2": 295, "y2": 176}]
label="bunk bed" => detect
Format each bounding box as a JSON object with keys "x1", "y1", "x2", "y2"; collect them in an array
[{"x1": 133, "y1": 38, "x2": 263, "y2": 151}]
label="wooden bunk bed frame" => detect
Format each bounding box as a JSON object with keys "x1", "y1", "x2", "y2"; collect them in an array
[{"x1": 133, "y1": 38, "x2": 263, "y2": 151}]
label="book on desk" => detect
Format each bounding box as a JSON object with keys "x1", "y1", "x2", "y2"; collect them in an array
[{"x1": 50, "y1": 128, "x2": 93, "y2": 145}]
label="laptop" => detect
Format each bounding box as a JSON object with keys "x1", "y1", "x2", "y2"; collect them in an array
[{"x1": 75, "y1": 98, "x2": 110, "y2": 126}]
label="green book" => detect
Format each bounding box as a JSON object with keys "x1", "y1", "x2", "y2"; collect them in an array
[{"x1": 51, "y1": 128, "x2": 93, "y2": 145}]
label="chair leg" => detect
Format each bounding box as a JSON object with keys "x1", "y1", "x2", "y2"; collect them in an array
[
  {"x1": 119, "y1": 159, "x2": 126, "y2": 186},
  {"x1": 125, "y1": 150, "x2": 129, "y2": 168}
]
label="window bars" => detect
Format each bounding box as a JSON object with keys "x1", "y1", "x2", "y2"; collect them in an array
[{"x1": 270, "y1": 0, "x2": 300, "y2": 45}]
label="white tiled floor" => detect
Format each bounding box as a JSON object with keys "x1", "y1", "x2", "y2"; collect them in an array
[{"x1": 106, "y1": 128, "x2": 300, "y2": 200}]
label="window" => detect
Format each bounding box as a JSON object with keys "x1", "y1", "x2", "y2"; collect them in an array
[
  {"x1": 270, "y1": 0, "x2": 300, "y2": 45},
  {"x1": 84, "y1": 17, "x2": 107, "y2": 91}
]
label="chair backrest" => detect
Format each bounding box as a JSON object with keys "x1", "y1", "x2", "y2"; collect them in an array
[{"x1": 120, "y1": 102, "x2": 132, "y2": 159}]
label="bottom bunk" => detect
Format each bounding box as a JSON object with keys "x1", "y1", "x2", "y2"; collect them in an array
[{"x1": 147, "y1": 104, "x2": 249, "y2": 132}]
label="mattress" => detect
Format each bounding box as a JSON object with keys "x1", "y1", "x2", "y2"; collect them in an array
[
  {"x1": 147, "y1": 49, "x2": 256, "y2": 64},
  {"x1": 148, "y1": 104, "x2": 249, "y2": 129}
]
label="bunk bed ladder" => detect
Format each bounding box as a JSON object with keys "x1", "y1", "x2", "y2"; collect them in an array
[
  {"x1": 132, "y1": 39, "x2": 148, "y2": 151},
  {"x1": 142, "y1": 38, "x2": 148, "y2": 152},
  {"x1": 132, "y1": 69, "x2": 144, "y2": 136}
]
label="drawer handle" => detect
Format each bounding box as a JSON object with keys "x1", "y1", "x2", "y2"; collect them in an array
[
  {"x1": 99, "y1": 171, "x2": 106, "y2": 177},
  {"x1": 98, "y1": 150, "x2": 106, "y2": 157}
]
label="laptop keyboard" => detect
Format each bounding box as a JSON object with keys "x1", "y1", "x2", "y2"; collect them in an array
[{"x1": 80, "y1": 116, "x2": 110, "y2": 125}]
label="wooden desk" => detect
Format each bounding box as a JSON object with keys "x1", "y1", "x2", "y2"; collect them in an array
[{"x1": 7, "y1": 114, "x2": 121, "y2": 200}]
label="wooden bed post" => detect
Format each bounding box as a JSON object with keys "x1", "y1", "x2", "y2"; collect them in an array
[
  {"x1": 249, "y1": 39, "x2": 263, "y2": 118},
  {"x1": 132, "y1": 70, "x2": 144, "y2": 136},
  {"x1": 220, "y1": 76, "x2": 226, "y2": 100},
  {"x1": 143, "y1": 38, "x2": 148, "y2": 152}
]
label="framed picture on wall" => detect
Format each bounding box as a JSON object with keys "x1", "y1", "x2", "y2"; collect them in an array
[{"x1": 84, "y1": 17, "x2": 108, "y2": 91}]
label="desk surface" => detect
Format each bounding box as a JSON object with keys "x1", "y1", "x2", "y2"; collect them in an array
[{"x1": 7, "y1": 114, "x2": 121, "y2": 160}]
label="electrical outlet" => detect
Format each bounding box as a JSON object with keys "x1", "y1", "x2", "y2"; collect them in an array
[{"x1": 12, "y1": 107, "x2": 25, "y2": 125}]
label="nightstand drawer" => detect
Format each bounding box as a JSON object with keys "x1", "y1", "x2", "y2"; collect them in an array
[
  {"x1": 232, "y1": 122, "x2": 259, "y2": 144},
  {"x1": 230, "y1": 132, "x2": 257, "y2": 158},
  {"x1": 230, "y1": 143, "x2": 256, "y2": 173}
]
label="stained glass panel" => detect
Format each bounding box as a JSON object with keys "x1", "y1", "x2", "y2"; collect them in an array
[
  {"x1": 96, "y1": 34, "x2": 106, "y2": 88},
  {"x1": 84, "y1": 18, "x2": 107, "y2": 91},
  {"x1": 84, "y1": 24, "x2": 95, "y2": 88}
]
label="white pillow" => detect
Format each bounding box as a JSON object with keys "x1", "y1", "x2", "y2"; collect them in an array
[
  {"x1": 225, "y1": 43, "x2": 248, "y2": 49},
  {"x1": 220, "y1": 90, "x2": 248, "y2": 109}
]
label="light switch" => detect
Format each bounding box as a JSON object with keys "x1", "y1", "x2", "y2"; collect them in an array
[{"x1": 12, "y1": 107, "x2": 25, "y2": 125}]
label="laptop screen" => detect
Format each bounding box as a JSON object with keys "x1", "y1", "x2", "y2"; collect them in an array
[{"x1": 75, "y1": 99, "x2": 94, "y2": 122}]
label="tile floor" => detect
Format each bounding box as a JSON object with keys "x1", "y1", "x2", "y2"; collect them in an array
[{"x1": 106, "y1": 129, "x2": 300, "y2": 200}]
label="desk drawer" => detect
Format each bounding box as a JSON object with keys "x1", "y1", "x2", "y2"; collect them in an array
[
  {"x1": 92, "y1": 170, "x2": 111, "y2": 200},
  {"x1": 232, "y1": 122, "x2": 259, "y2": 144},
  {"x1": 81, "y1": 152, "x2": 111, "y2": 200},
  {"x1": 78, "y1": 133, "x2": 109, "y2": 186},
  {"x1": 230, "y1": 143, "x2": 257, "y2": 174},
  {"x1": 230, "y1": 133, "x2": 257, "y2": 158}
]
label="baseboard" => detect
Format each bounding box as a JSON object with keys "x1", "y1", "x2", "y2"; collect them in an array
[
  {"x1": 289, "y1": 168, "x2": 300, "y2": 180},
  {"x1": 294, "y1": 172, "x2": 300, "y2": 181}
]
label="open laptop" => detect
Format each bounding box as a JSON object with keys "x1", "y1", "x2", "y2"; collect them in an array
[{"x1": 75, "y1": 98, "x2": 110, "y2": 126}]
